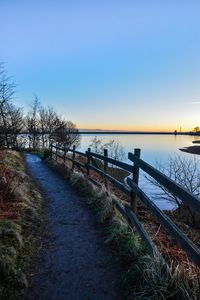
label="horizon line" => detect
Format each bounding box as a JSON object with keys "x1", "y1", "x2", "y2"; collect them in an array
[{"x1": 78, "y1": 128, "x2": 189, "y2": 133}]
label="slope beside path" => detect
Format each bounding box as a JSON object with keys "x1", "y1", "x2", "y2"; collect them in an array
[{"x1": 25, "y1": 154, "x2": 121, "y2": 300}]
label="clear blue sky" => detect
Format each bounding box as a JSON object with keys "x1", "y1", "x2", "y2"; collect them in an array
[{"x1": 1, "y1": 0, "x2": 200, "y2": 131}]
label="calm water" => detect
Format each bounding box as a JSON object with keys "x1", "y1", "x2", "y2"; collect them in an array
[
  {"x1": 78, "y1": 134, "x2": 199, "y2": 210},
  {"x1": 78, "y1": 134, "x2": 198, "y2": 164}
]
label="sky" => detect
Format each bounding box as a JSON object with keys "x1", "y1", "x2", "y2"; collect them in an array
[{"x1": 1, "y1": 0, "x2": 200, "y2": 131}]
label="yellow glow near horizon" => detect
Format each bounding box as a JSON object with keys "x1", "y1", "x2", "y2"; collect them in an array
[
  {"x1": 2, "y1": 2, "x2": 200, "y2": 131},
  {"x1": 77, "y1": 122, "x2": 195, "y2": 132}
]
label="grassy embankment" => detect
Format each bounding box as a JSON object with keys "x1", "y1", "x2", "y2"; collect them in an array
[
  {"x1": 43, "y1": 151, "x2": 200, "y2": 300},
  {"x1": 0, "y1": 150, "x2": 43, "y2": 299}
]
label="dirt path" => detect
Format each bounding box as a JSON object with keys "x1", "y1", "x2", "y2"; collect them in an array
[{"x1": 25, "y1": 154, "x2": 121, "y2": 300}]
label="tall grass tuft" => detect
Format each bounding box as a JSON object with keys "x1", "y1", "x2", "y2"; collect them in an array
[
  {"x1": 0, "y1": 150, "x2": 43, "y2": 299},
  {"x1": 126, "y1": 257, "x2": 200, "y2": 300}
]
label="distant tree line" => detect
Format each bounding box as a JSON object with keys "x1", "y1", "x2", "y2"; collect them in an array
[{"x1": 0, "y1": 63, "x2": 80, "y2": 150}]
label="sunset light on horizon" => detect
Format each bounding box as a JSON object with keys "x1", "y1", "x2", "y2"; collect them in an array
[{"x1": 1, "y1": 0, "x2": 200, "y2": 132}]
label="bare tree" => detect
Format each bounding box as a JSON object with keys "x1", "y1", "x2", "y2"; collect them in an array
[
  {"x1": 0, "y1": 63, "x2": 23, "y2": 149},
  {"x1": 39, "y1": 106, "x2": 61, "y2": 148},
  {"x1": 26, "y1": 98, "x2": 80, "y2": 150},
  {"x1": 38, "y1": 106, "x2": 48, "y2": 148},
  {"x1": 7, "y1": 104, "x2": 23, "y2": 147},
  {"x1": 50, "y1": 120, "x2": 80, "y2": 148},
  {"x1": 89, "y1": 136, "x2": 102, "y2": 153},
  {"x1": 103, "y1": 139, "x2": 125, "y2": 161},
  {"x1": 0, "y1": 64, "x2": 80, "y2": 150},
  {"x1": 146, "y1": 155, "x2": 200, "y2": 210},
  {"x1": 26, "y1": 96, "x2": 40, "y2": 149},
  {"x1": 0, "y1": 63, "x2": 14, "y2": 148},
  {"x1": 89, "y1": 136, "x2": 125, "y2": 161}
]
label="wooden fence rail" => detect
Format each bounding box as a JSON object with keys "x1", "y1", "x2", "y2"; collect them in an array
[{"x1": 49, "y1": 143, "x2": 200, "y2": 268}]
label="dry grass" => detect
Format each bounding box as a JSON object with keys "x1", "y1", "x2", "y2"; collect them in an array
[
  {"x1": 0, "y1": 150, "x2": 44, "y2": 299},
  {"x1": 127, "y1": 257, "x2": 200, "y2": 300},
  {"x1": 45, "y1": 157, "x2": 200, "y2": 300}
]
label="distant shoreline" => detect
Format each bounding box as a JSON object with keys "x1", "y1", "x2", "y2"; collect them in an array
[
  {"x1": 78, "y1": 131, "x2": 199, "y2": 135},
  {"x1": 19, "y1": 131, "x2": 200, "y2": 136}
]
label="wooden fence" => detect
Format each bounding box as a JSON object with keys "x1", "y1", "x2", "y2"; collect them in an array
[{"x1": 49, "y1": 143, "x2": 200, "y2": 268}]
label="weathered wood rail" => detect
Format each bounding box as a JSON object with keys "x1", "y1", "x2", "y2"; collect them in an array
[{"x1": 49, "y1": 143, "x2": 200, "y2": 268}]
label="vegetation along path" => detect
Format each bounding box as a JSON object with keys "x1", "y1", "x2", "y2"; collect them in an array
[{"x1": 25, "y1": 154, "x2": 121, "y2": 300}]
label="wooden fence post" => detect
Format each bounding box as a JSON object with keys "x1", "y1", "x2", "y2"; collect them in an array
[
  {"x1": 87, "y1": 148, "x2": 91, "y2": 177},
  {"x1": 130, "y1": 148, "x2": 141, "y2": 212},
  {"x1": 56, "y1": 143, "x2": 58, "y2": 161},
  {"x1": 50, "y1": 144, "x2": 52, "y2": 159},
  {"x1": 104, "y1": 149, "x2": 108, "y2": 189},
  {"x1": 72, "y1": 145, "x2": 75, "y2": 170},
  {"x1": 63, "y1": 145, "x2": 66, "y2": 164}
]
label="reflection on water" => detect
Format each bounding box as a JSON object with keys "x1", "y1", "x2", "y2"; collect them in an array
[
  {"x1": 78, "y1": 134, "x2": 197, "y2": 164},
  {"x1": 78, "y1": 134, "x2": 199, "y2": 210}
]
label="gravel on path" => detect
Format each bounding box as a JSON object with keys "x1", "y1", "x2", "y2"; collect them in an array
[{"x1": 25, "y1": 154, "x2": 121, "y2": 300}]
